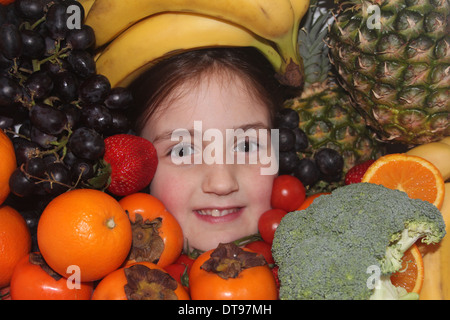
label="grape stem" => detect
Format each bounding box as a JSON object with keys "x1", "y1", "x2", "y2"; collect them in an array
[{"x1": 19, "y1": 163, "x2": 74, "y2": 190}]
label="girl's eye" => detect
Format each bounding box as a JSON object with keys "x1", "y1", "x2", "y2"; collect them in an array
[
  {"x1": 170, "y1": 143, "x2": 196, "y2": 158},
  {"x1": 234, "y1": 138, "x2": 259, "y2": 153}
]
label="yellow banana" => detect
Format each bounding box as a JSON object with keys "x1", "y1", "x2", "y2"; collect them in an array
[
  {"x1": 85, "y1": 0, "x2": 307, "y2": 87},
  {"x1": 420, "y1": 182, "x2": 450, "y2": 300},
  {"x1": 440, "y1": 136, "x2": 450, "y2": 146},
  {"x1": 441, "y1": 183, "x2": 450, "y2": 299},
  {"x1": 86, "y1": 0, "x2": 294, "y2": 47},
  {"x1": 289, "y1": 0, "x2": 310, "y2": 58},
  {"x1": 78, "y1": 0, "x2": 95, "y2": 18},
  {"x1": 406, "y1": 140, "x2": 450, "y2": 181},
  {"x1": 95, "y1": 12, "x2": 285, "y2": 88}
]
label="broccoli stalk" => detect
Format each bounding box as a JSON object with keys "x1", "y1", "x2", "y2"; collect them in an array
[{"x1": 370, "y1": 275, "x2": 419, "y2": 300}]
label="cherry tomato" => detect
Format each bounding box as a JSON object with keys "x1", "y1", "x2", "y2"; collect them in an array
[
  {"x1": 175, "y1": 253, "x2": 196, "y2": 272},
  {"x1": 244, "y1": 240, "x2": 274, "y2": 265},
  {"x1": 10, "y1": 253, "x2": 93, "y2": 300},
  {"x1": 0, "y1": 287, "x2": 11, "y2": 300},
  {"x1": 119, "y1": 193, "x2": 184, "y2": 268},
  {"x1": 271, "y1": 175, "x2": 306, "y2": 212},
  {"x1": 189, "y1": 247, "x2": 278, "y2": 300},
  {"x1": 258, "y1": 208, "x2": 287, "y2": 244},
  {"x1": 92, "y1": 261, "x2": 189, "y2": 300},
  {"x1": 164, "y1": 263, "x2": 189, "y2": 291}
]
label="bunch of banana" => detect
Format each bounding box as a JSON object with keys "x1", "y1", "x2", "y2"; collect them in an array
[
  {"x1": 81, "y1": 0, "x2": 309, "y2": 88},
  {"x1": 78, "y1": 0, "x2": 95, "y2": 17},
  {"x1": 406, "y1": 137, "x2": 450, "y2": 299},
  {"x1": 419, "y1": 182, "x2": 450, "y2": 300},
  {"x1": 406, "y1": 137, "x2": 450, "y2": 181}
]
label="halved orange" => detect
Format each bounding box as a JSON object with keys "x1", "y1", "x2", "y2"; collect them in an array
[
  {"x1": 361, "y1": 153, "x2": 445, "y2": 210},
  {"x1": 390, "y1": 243, "x2": 424, "y2": 294},
  {"x1": 297, "y1": 192, "x2": 330, "y2": 211}
]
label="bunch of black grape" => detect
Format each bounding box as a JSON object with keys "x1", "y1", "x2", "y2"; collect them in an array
[
  {"x1": 275, "y1": 108, "x2": 344, "y2": 190},
  {"x1": 0, "y1": 0, "x2": 134, "y2": 202}
]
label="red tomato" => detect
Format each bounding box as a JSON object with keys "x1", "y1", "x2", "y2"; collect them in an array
[
  {"x1": 0, "y1": 287, "x2": 11, "y2": 300},
  {"x1": 164, "y1": 263, "x2": 189, "y2": 291},
  {"x1": 10, "y1": 253, "x2": 94, "y2": 300},
  {"x1": 258, "y1": 209, "x2": 287, "y2": 244},
  {"x1": 271, "y1": 175, "x2": 306, "y2": 212},
  {"x1": 175, "y1": 254, "x2": 196, "y2": 271},
  {"x1": 244, "y1": 240, "x2": 274, "y2": 265}
]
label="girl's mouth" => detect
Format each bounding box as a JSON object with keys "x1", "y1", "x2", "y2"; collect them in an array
[{"x1": 194, "y1": 207, "x2": 244, "y2": 223}]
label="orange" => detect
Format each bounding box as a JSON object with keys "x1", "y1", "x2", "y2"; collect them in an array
[
  {"x1": 390, "y1": 243, "x2": 424, "y2": 294},
  {"x1": 37, "y1": 189, "x2": 132, "y2": 282},
  {"x1": 0, "y1": 130, "x2": 16, "y2": 206},
  {"x1": 297, "y1": 192, "x2": 330, "y2": 211},
  {"x1": 361, "y1": 153, "x2": 445, "y2": 209},
  {"x1": 0, "y1": 205, "x2": 31, "y2": 288}
]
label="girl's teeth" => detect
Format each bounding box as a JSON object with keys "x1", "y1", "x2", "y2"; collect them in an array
[{"x1": 197, "y1": 208, "x2": 236, "y2": 217}]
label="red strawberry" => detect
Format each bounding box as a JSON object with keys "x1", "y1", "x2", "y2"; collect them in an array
[
  {"x1": 103, "y1": 134, "x2": 158, "y2": 196},
  {"x1": 344, "y1": 159, "x2": 376, "y2": 185}
]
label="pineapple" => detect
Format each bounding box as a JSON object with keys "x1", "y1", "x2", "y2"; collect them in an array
[
  {"x1": 328, "y1": 0, "x2": 450, "y2": 145},
  {"x1": 282, "y1": 1, "x2": 386, "y2": 192}
]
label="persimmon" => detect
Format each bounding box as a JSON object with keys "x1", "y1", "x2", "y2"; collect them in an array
[
  {"x1": 0, "y1": 205, "x2": 31, "y2": 288},
  {"x1": 0, "y1": 130, "x2": 16, "y2": 205},
  {"x1": 10, "y1": 253, "x2": 93, "y2": 300},
  {"x1": 37, "y1": 189, "x2": 132, "y2": 282},
  {"x1": 189, "y1": 243, "x2": 278, "y2": 300},
  {"x1": 91, "y1": 261, "x2": 190, "y2": 300},
  {"x1": 119, "y1": 193, "x2": 183, "y2": 268}
]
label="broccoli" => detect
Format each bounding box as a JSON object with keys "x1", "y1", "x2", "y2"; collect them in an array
[{"x1": 272, "y1": 182, "x2": 446, "y2": 300}]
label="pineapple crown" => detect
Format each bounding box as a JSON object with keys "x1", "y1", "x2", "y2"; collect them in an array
[{"x1": 298, "y1": 1, "x2": 333, "y2": 87}]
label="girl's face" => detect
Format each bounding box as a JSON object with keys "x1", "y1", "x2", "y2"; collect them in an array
[{"x1": 140, "y1": 72, "x2": 277, "y2": 252}]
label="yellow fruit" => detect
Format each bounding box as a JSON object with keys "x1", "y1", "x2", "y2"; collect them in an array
[
  {"x1": 419, "y1": 183, "x2": 450, "y2": 300},
  {"x1": 406, "y1": 140, "x2": 450, "y2": 181}
]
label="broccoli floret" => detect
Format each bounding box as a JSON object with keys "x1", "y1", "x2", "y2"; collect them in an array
[{"x1": 272, "y1": 182, "x2": 446, "y2": 300}]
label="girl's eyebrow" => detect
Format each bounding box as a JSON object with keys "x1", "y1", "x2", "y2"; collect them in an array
[{"x1": 152, "y1": 121, "x2": 270, "y2": 144}]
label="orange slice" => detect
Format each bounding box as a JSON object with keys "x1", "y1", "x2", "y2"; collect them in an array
[
  {"x1": 361, "y1": 153, "x2": 445, "y2": 210},
  {"x1": 296, "y1": 192, "x2": 330, "y2": 211},
  {"x1": 390, "y1": 243, "x2": 424, "y2": 294}
]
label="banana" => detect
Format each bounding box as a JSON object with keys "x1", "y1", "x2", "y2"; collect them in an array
[
  {"x1": 440, "y1": 183, "x2": 450, "y2": 299},
  {"x1": 78, "y1": 0, "x2": 95, "y2": 18},
  {"x1": 85, "y1": 0, "x2": 307, "y2": 87},
  {"x1": 406, "y1": 140, "x2": 450, "y2": 181},
  {"x1": 290, "y1": 0, "x2": 310, "y2": 57},
  {"x1": 86, "y1": 0, "x2": 294, "y2": 47},
  {"x1": 440, "y1": 136, "x2": 450, "y2": 146},
  {"x1": 95, "y1": 12, "x2": 286, "y2": 88},
  {"x1": 419, "y1": 182, "x2": 450, "y2": 300}
]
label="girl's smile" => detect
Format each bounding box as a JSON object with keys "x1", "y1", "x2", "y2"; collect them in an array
[{"x1": 194, "y1": 207, "x2": 244, "y2": 223}]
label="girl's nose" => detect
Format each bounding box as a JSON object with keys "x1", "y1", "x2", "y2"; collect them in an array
[{"x1": 201, "y1": 164, "x2": 239, "y2": 196}]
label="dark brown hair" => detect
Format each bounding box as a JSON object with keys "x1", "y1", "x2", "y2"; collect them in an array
[{"x1": 128, "y1": 47, "x2": 288, "y2": 134}]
